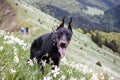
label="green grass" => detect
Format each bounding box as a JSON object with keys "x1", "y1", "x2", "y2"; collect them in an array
[{"x1": 0, "y1": 32, "x2": 87, "y2": 80}]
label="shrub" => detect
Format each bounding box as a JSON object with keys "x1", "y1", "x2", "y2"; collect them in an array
[
  {"x1": 109, "y1": 40, "x2": 118, "y2": 52},
  {"x1": 25, "y1": 10, "x2": 27, "y2": 13},
  {"x1": 38, "y1": 19, "x2": 40, "y2": 22},
  {"x1": 113, "y1": 59, "x2": 116, "y2": 63},
  {"x1": 90, "y1": 30, "x2": 120, "y2": 55},
  {"x1": 80, "y1": 47, "x2": 83, "y2": 50},
  {"x1": 96, "y1": 61, "x2": 102, "y2": 67},
  {"x1": 16, "y1": 3, "x2": 18, "y2": 6}
]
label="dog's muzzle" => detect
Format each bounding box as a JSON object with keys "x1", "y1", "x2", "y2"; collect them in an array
[
  {"x1": 60, "y1": 42, "x2": 66, "y2": 48},
  {"x1": 58, "y1": 41, "x2": 67, "y2": 57}
]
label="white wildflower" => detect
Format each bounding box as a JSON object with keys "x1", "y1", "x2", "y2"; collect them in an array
[
  {"x1": 14, "y1": 47, "x2": 18, "y2": 54},
  {"x1": 1, "y1": 73, "x2": 5, "y2": 80},
  {"x1": 4, "y1": 35, "x2": 29, "y2": 50},
  {"x1": 0, "y1": 30, "x2": 5, "y2": 35},
  {"x1": 80, "y1": 77, "x2": 86, "y2": 80},
  {"x1": 27, "y1": 59, "x2": 33, "y2": 66},
  {"x1": 10, "y1": 68, "x2": 16, "y2": 74},
  {"x1": 11, "y1": 32, "x2": 14, "y2": 35},
  {"x1": 101, "y1": 76, "x2": 104, "y2": 80},
  {"x1": 64, "y1": 61, "x2": 93, "y2": 75},
  {"x1": 14, "y1": 54, "x2": 19, "y2": 64},
  {"x1": 59, "y1": 75, "x2": 66, "y2": 80},
  {"x1": 89, "y1": 68, "x2": 94, "y2": 73},
  {"x1": 4, "y1": 35, "x2": 15, "y2": 44},
  {"x1": 14, "y1": 47, "x2": 17, "y2": 52},
  {"x1": 110, "y1": 76, "x2": 115, "y2": 80},
  {"x1": 33, "y1": 57, "x2": 37, "y2": 64},
  {"x1": 22, "y1": 46, "x2": 29, "y2": 51},
  {"x1": 7, "y1": 32, "x2": 10, "y2": 34},
  {"x1": 82, "y1": 65, "x2": 88, "y2": 74},
  {"x1": 67, "y1": 69, "x2": 72, "y2": 74},
  {"x1": 0, "y1": 46, "x2": 4, "y2": 51},
  {"x1": 90, "y1": 73, "x2": 99, "y2": 80},
  {"x1": 70, "y1": 77, "x2": 77, "y2": 80},
  {"x1": 61, "y1": 57, "x2": 67, "y2": 65},
  {"x1": 41, "y1": 60, "x2": 47, "y2": 67},
  {"x1": 43, "y1": 76, "x2": 52, "y2": 80},
  {"x1": 50, "y1": 66, "x2": 60, "y2": 78},
  {"x1": 2, "y1": 77, "x2": 4, "y2": 80}
]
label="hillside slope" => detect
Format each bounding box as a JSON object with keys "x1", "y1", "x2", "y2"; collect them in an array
[
  {"x1": 0, "y1": 0, "x2": 120, "y2": 80},
  {"x1": 0, "y1": 0, "x2": 20, "y2": 32}
]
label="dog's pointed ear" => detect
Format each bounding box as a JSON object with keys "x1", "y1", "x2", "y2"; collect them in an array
[
  {"x1": 56, "y1": 17, "x2": 65, "y2": 30},
  {"x1": 68, "y1": 17, "x2": 72, "y2": 32}
]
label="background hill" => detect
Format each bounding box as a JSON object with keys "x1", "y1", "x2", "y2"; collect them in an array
[
  {"x1": 24, "y1": 0, "x2": 120, "y2": 32},
  {"x1": 0, "y1": 0, "x2": 120, "y2": 80},
  {"x1": 104, "y1": 4, "x2": 120, "y2": 30}
]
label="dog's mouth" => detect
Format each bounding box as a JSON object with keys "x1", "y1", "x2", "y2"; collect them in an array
[
  {"x1": 57, "y1": 42, "x2": 67, "y2": 57},
  {"x1": 58, "y1": 47, "x2": 66, "y2": 57}
]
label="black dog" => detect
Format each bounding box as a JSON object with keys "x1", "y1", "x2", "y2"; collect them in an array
[{"x1": 27, "y1": 17, "x2": 73, "y2": 74}]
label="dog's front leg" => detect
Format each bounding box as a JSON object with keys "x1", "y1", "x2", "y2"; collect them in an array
[
  {"x1": 39, "y1": 60, "x2": 45, "y2": 74},
  {"x1": 51, "y1": 58, "x2": 60, "y2": 70},
  {"x1": 35, "y1": 51, "x2": 46, "y2": 74},
  {"x1": 49, "y1": 58, "x2": 60, "y2": 78}
]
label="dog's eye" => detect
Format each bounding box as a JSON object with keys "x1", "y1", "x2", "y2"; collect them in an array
[
  {"x1": 60, "y1": 32, "x2": 63, "y2": 35},
  {"x1": 57, "y1": 32, "x2": 63, "y2": 38},
  {"x1": 67, "y1": 37, "x2": 71, "y2": 40}
]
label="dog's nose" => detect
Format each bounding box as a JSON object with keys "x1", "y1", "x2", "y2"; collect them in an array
[{"x1": 60, "y1": 43, "x2": 66, "y2": 48}]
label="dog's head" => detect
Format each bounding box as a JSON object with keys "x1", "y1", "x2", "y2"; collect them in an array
[{"x1": 55, "y1": 17, "x2": 73, "y2": 57}]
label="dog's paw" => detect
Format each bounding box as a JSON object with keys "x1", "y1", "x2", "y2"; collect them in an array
[{"x1": 27, "y1": 59, "x2": 33, "y2": 66}]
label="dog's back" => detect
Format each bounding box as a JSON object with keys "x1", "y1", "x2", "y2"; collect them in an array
[{"x1": 30, "y1": 33, "x2": 53, "y2": 60}]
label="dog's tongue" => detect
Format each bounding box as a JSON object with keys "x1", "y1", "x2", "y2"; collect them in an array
[{"x1": 59, "y1": 47, "x2": 66, "y2": 57}]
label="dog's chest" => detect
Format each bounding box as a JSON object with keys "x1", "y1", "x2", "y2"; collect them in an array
[{"x1": 40, "y1": 52, "x2": 60, "y2": 64}]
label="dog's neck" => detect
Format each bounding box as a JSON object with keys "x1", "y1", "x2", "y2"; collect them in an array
[
  {"x1": 51, "y1": 32, "x2": 65, "y2": 58},
  {"x1": 51, "y1": 32, "x2": 57, "y2": 46}
]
